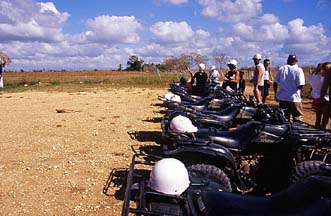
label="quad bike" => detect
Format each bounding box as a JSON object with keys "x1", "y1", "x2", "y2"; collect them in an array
[
  {"x1": 159, "y1": 91, "x2": 247, "y2": 113},
  {"x1": 161, "y1": 113, "x2": 331, "y2": 194},
  {"x1": 162, "y1": 81, "x2": 249, "y2": 111},
  {"x1": 121, "y1": 154, "x2": 331, "y2": 216},
  {"x1": 164, "y1": 103, "x2": 288, "y2": 130}
]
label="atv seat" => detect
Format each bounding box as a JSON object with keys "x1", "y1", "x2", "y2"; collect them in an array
[
  {"x1": 196, "y1": 121, "x2": 263, "y2": 149},
  {"x1": 190, "y1": 175, "x2": 331, "y2": 216},
  {"x1": 200, "y1": 105, "x2": 242, "y2": 123}
]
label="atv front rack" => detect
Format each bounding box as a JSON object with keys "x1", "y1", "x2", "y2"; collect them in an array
[{"x1": 122, "y1": 154, "x2": 188, "y2": 216}]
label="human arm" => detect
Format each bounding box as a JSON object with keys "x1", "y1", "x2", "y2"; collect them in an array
[
  {"x1": 230, "y1": 70, "x2": 240, "y2": 83},
  {"x1": 297, "y1": 69, "x2": 305, "y2": 90}
]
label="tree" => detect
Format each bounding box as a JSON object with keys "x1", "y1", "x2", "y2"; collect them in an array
[
  {"x1": 191, "y1": 52, "x2": 208, "y2": 67},
  {"x1": 213, "y1": 53, "x2": 230, "y2": 77},
  {"x1": 126, "y1": 55, "x2": 144, "y2": 71},
  {"x1": 213, "y1": 53, "x2": 228, "y2": 70}
]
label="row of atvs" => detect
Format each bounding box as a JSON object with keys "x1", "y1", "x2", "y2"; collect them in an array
[{"x1": 120, "y1": 81, "x2": 331, "y2": 215}]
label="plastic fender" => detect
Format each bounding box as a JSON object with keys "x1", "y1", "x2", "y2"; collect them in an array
[{"x1": 163, "y1": 144, "x2": 236, "y2": 169}]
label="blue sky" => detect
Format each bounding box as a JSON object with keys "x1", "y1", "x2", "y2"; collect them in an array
[{"x1": 0, "y1": 0, "x2": 330, "y2": 71}]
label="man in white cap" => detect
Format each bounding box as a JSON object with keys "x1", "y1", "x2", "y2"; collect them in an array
[
  {"x1": 222, "y1": 59, "x2": 239, "y2": 91},
  {"x1": 274, "y1": 54, "x2": 305, "y2": 121},
  {"x1": 252, "y1": 54, "x2": 265, "y2": 103}
]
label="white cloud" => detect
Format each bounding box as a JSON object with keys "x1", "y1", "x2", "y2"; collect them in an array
[
  {"x1": 1, "y1": 40, "x2": 127, "y2": 70},
  {"x1": 197, "y1": 0, "x2": 263, "y2": 23},
  {"x1": 85, "y1": 15, "x2": 142, "y2": 44},
  {"x1": 232, "y1": 21, "x2": 288, "y2": 42},
  {"x1": 163, "y1": 0, "x2": 188, "y2": 5},
  {"x1": 258, "y1": 14, "x2": 279, "y2": 25},
  {"x1": 281, "y1": 18, "x2": 328, "y2": 61},
  {"x1": 150, "y1": 21, "x2": 194, "y2": 44},
  {"x1": 1, "y1": 0, "x2": 330, "y2": 71},
  {"x1": 286, "y1": 18, "x2": 326, "y2": 43},
  {"x1": 195, "y1": 29, "x2": 210, "y2": 39},
  {"x1": 0, "y1": 0, "x2": 69, "y2": 42}
]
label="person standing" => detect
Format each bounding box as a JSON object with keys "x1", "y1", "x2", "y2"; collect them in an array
[
  {"x1": 222, "y1": 59, "x2": 239, "y2": 91},
  {"x1": 252, "y1": 54, "x2": 265, "y2": 104},
  {"x1": 190, "y1": 63, "x2": 208, "y2": 96},
  {"x1": 209, "y1": 65, "x2": 220, "y2": 84},
  {"x1": 262, "y1": 58, "x2": 273, "y2": 103},
  {"x1": 238, "y1": 71, "x2": 246, "y2": 94},
  {"x1": 320, "y1": 62, "x2": 331, "y2": 129},
  {"x1": 273, "y1": 54, "x2": 305, "y2": 122},
  {"x1": 309, "y1": 63, "x2": 328, "y2": 128}
]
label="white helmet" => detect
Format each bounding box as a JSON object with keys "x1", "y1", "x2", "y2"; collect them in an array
[
  {"x1": 163, "y1": 92, "x2": 181, "y2": 103},
  {"x1": 210, "y1": 65, "x2": 216, "y2": 70},
  {"x1": 198, "y1": 63, "x2": 206, "y2": 70},
  {"x1": 252, "y1": 53, "x2": 262, "y2": 60},
  {"x1": 227, "y1": 59, "x2": 237, "y2": 66},
  {"x1": 225, "y1": 86, "x2": 234, "y2": 92},
  {"x1": 149, "y1": 158, "x2": 190, "y2": 195},
  {"x1": 170, "y1": 94, "x2": 181, "y2": 103},
  {"x1": 163, "y1": 92, "x2": 175, "y2": 101},
  {"x1": 169, "y1": 115, "x2": 198, "y2": 133}
]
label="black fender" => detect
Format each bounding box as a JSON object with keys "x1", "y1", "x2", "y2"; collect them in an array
[
  {"x1": 163, "y1": 143, "x2": 235, "y2": 166},
  {"x1": 162, "y1": 143, "x2": 248, "y2": 192}
]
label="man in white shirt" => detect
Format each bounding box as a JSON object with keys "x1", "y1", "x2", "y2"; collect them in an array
[{"x1": 273, "y1": 54, "x2": 305, "y2": 121}]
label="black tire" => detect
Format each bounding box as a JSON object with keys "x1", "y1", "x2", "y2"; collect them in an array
[
  {"x1": 188, "y1": 164, "x2": 232, "y2": 192},
  {"x1": 291, "y1": 160, "x2": 328, "y2": 183}
]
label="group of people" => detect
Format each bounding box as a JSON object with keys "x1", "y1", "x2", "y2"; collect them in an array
[
  {"x1": 272, "y1": 55, "x2": 330, "y2": 130},
  {"x1": 189, "y1": 54, "x2": 330, "y2": 130},
  {"x1": 189, "y1": 60, "x2": 246, "y2": 96}
]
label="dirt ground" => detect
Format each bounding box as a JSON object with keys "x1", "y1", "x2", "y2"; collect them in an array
[{"x1": 0, "y1": 86, "x2": 321, "y2": 216}]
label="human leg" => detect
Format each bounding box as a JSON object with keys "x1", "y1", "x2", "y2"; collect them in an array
[
  {"x1": 292, "y1": 102, "x2": 304, "y2": 122},
  {"x1": 320, "y1": 101, "x2": 330, "y2": 129},
  {"x1": 262, "y1": 85, "x2": 270, "y2": 104},
  {"x1": 279, "y1": 100, "x2": 291, "y2": 121}
]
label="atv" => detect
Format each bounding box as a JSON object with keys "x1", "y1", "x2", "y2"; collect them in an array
[
  {"x1": 161, "y1": 112, "x2": 331, "y2": 194},
  {"x1": 121, "y1": 154, "x2": 331, "y2": 216}
]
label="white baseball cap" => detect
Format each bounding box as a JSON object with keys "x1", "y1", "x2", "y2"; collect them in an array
[{"x1": 252, "y1": 54, "x2": 262, "y2": 60}]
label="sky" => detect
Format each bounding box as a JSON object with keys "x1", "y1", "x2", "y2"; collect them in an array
[{"x1": 0, "y1": 0, "x2": 330, "y2": 71}]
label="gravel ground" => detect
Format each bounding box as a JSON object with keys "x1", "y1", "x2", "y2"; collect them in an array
[
  {"x1": 0, "y1": 87, "x2": 165, "y2": 215},
  {"x1": 0, "y1": 86, "x2": 322, "y2": 216}
]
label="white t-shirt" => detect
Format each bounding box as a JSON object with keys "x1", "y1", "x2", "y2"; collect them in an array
[
  {"x1": 264, "y1": 69, "x2": 270, "y2": 81},
  {"x1": 309, "y1": 73, "x2": 323, "y2": 99},
  {"x1": 253, "y1": 62, "x2": 265, "y2": 87},
  {"x1": 274, "y1": 64, "x2": 305, "y2": 102},
  {"x1": 209, "y1": 69, "x2": 220, "y2": 82}
]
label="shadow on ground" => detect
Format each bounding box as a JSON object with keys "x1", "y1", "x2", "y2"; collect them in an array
[
  {"x1": 143, "y1": 117, "x2": 163, "y2": 123},
  {"x1": 128, "y1": 131, "x2": 163, "y2": 144}
]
